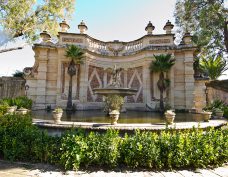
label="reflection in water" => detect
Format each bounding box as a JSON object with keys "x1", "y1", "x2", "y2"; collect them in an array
[{"x1": 32, "y1": 110, "x2": 205, "y2": 124}]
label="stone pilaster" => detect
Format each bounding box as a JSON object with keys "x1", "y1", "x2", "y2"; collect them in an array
[
  {"x1": 35, "y1": 49, "x2": 48, "y2": 109},
  {"x1": 79, "y1": 59, "x2": 89, "y2": 103},
  {"x1": 184, "y1": 51, "x2": 195, "y2": 110},
  {"x1": 142, "y1": 61, "x2": 151, "y2": 106},
  {"x1": 56, "y1": 49, "x2": 64, "y2": 107},
  {"x1": 169, "y1": 66, "x2": 175, "y2": 108},
  {"x1": 194, "y1": 80, "x2": 207, "y2": 112}
]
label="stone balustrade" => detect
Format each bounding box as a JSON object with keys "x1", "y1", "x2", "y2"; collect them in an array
[{"x1": 58, "y1": 33, "x2": 174, "y2": 56}]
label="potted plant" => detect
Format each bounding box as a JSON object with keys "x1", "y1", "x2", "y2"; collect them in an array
[
  {"x1": 164, "y1": 110, "x2": 176, "y2": 125},
  {"x1": 214, "y1": 108, "x2": 224, "y2": 118},
  {"x1": 17, "y1": 107, "x2": 28, "y2": 115},
  {"x1": 7, "y1": 105, "x2": 17, "y2": 114},
  {"x1": 104, "y1": 95, "x2": 124, "y2": 125},
  {"x1": 53, "y1": 107, "x2": 63, "y2": 124},
  {"x1": 201, "y1": 110, "x2": 212, "y2": 122},
  {"x1": 109, "y1": 110, "x2": 120, "y2": 125}
]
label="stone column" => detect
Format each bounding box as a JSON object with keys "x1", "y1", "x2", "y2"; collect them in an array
[
  {"x1": 35, "y1": 49, "x2": 48, "y2": 109},
  {"x1": 184, "y1": 51, "x2": 195, "y2": 110}
]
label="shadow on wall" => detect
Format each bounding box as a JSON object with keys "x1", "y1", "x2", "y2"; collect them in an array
[
  {"x1": 0, "y1": 77, "x2": 25, "y2": 99},
  {"x1": 206, "y1": 80, "x2": 228, "y2": 104}
]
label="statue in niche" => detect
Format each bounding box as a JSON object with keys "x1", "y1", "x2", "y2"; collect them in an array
[{"x1": 108, "y1": 65, "x2": 123, "y2": 88}]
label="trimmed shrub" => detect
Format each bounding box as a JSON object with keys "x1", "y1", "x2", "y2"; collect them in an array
[
  {"x1": 0, "y1": 114, "x2": 227, "y2": 170},
  {"x1": 0, "y1": 114, "x2": 59, "y2": 163}
]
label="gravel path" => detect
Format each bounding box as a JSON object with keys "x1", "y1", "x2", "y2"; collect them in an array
[{"x1": 0, "y1": 160, "x2": 227, "y2": 177}]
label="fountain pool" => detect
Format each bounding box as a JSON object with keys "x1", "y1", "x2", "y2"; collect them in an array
[{"x1": 32, "y1": 110, "x2": 206, "y2": 124}]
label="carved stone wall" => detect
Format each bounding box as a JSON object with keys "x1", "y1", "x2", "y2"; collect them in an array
[
  {"x1": 0, "y1": 77, "x2": 25, "y2": 99},
  {"x1": 87, "y1": 65, "x2": 104, "y2": 102},
  {"x1": 206, "y1": 80, "x2": 228, "y2": 105},
  {"x1": 127, "y1": 67, "x2": 143, "y2": 103}
]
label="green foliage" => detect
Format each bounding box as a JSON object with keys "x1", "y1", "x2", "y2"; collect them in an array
[
  {"x1": 204, "y1": 99, "x2": 225, "y2": 111},
  {"x1": 1, "y1": 96, "x2": 32, "y2": 109},
  {"x1": 0, "y1": 104, "x2": 8, "y2": 117},
  {"x1": 59, "y1": 128, "x2": 228, "y2": 170},
  {"x1": 60, "y1": 129, "x2": 121, "y2": 170},
  {"x1": 65, "y1": 45, "x2": 85, "y2": 65},
  {"x1": 12, "y1": 70, "x2": 24, "y2": 78},
  {"x1": 53, "y1": 107, "x2": 63, "y2": 113},
  {"x1": 104, "y1": 94, "x2": 124, "y2": 112},
  {"x1": 84, "y1": 130, "x2": 120, "y2": 167},
  {"x1": 0, "y1": 114, "x2": 60, "y2": 163},
  {"x1": 203, "y1": 99, "x2": 228, "y2": 115},
  {"x1": 150, "y1": 54, "x2": 175, "y2": 73},
  {"x1": 223, "y1": 107, "x2": 228, "y2": 118},
  {"x1": 0, "y1": 0, "x2": 75, "y2": 44},
  {"x1": 0, "y1": 114, "x2": 227, "y2": 170},
  {"x1": 200, "y1": 55, "x2": 228, "y2": 80},
  {"x1": 150, "y1": 54, "x2": 175, "y2": 111},
  {"x1": 175, "y1": 0, "x2": 227, "y2": 55}
]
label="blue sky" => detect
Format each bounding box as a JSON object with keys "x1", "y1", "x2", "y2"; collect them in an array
[{"x1": 0, "y1": 0, "x2": 227, "y2": 79}]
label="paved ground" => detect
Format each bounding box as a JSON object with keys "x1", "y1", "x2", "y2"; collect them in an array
[{"x1": 0, "y1": 160, "x2": 227, "y2": 177}]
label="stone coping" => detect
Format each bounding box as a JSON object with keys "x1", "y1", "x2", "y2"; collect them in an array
[{"x1": 33, "y1": 119, "x2": 227, "y2": 131}]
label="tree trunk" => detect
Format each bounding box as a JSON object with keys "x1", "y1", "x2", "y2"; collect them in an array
[
  {"x1": 157, "y1": 72, "x2": 165, "y2": 112},
  {"x1": 76, "y1": 64, "x2": 80, "y2": 100},
  {"x1": 224, "y1": 20, "x2": 228, "y2": 53},
  {"x1": 66, "y1": 60, "x2": 76, "y2": 110},
  {"x1": 67, "y1": 75, "x2": 73, "y2": 110}
]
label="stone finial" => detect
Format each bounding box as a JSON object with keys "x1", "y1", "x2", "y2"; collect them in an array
[
  {"x1": 59, "y1": 19, "x2": 70, "y2": 32},
  {"x1": 40, "y1": 30, "x2": 51, "y2": 42},
  {"x1": 78, "y1": 20, "x2": 88, "y2": 34},
  {"x1": 183, "y1": 32, "x2": 192, "y2": 44},
  {"x1": 163, "y1": 20, "x2": 174, "y2": 34},
  {"x1": 145, "y1": 21, "x2": 155, "y2": 35}
]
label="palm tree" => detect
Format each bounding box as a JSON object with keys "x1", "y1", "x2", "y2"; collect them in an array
[
  {"x1": 65, "y1": 45, "x2": 85, "y2": 110},
  {"x1": 200, "y1": 55, "x2": 228, "y2": 80},
  {"x1": 150, "y1": 54, "x2": 175, "y2": 112}
]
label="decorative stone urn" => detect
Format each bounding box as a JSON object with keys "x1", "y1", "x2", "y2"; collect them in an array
[
  {"x1": 17, "y1": 108, "x2": 28, "y2": 115},
  {"x1": 7, "y1": 106, "x2": 17, "y2": 114},
  {"x1": 201, "y1": 111, "x2": 212, "y2": 122},
  {"x1": 109, "y1": 110, "x2": 120, "y2": 125},
  {"x1": 52, "y1": 108, "x2": 63, "y2": 124},
  {"x1": 214, "y1": 108, "x2": 224, "y2": 118},
  {"x1": 164, "y1": 110, "x2": 176, "y2": 125}
]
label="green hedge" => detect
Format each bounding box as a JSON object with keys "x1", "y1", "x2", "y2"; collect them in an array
[{"x1": 0, "y1": 114, "x2": 227, "y2": 170}]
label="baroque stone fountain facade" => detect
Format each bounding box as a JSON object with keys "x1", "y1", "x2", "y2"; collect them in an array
[
  {"x1": 93, "y1": 65, "x2": 137, "y2": 124},
  {"x1": 24, "y1": 20, "x2": 207, "y2": 112}
]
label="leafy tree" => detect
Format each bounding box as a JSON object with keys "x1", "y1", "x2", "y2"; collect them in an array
[
  {"x1": 150, "y1": 54, "x2": 175, "y2": 112},
  {"x1": 12, "y1": 70, "x2": 24, "y2": 78},
  {"x1": 65, "y1": 45, "x2": 85, "y2": 110},
  {"x1": 200, "y1": 55, "x2": 228, "y2": 80},
  {"x1": 174, "y1": 0, "x2": 228, "y2": 55},
  {"x1": 0, "y1": 0, "x2": 75, "y2": 52}
]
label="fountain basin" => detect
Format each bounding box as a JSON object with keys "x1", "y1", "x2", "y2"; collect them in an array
[
  {"x1": 93, "y1": 88, "x2": 137, "y2": 97},
  {"x1": 33, "y1": 119, "x2": 228, "y2": 136}
]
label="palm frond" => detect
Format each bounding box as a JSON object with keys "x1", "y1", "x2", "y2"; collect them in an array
[
  {"x1": 150, "y1": 54, "x2": 175, "y2": 73},
  {"x1": 65, "y1": 45, "x2": 85, "y2": 64},
  {"x1": 200, "y1": 55, "x2": 228, "y2": 80}
]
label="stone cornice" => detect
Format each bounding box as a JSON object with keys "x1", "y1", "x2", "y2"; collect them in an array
[{"x1": 57, "y1": 32, "x2": 175, "y2": 44}]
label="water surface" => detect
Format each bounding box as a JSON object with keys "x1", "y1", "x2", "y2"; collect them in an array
[{"x1": 32, "y1": 110, "x2": 204, "y2": 124}]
